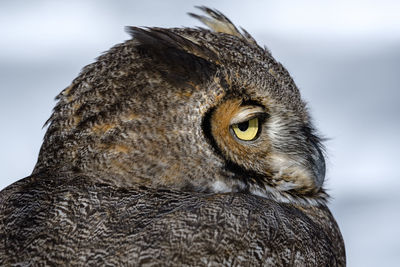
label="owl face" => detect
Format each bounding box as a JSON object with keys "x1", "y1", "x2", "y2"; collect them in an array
[{"x1": 34, "y1": 7, "x2": 326, "y2": 205}]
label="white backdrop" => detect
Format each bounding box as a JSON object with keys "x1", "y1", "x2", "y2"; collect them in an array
[{"x1": 1, "y1": 1, "x2": 399, "y2": 266}]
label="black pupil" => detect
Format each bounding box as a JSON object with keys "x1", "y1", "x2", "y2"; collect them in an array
[{"x1": 238, "y1": 121, "x2": 249, "y2": 131}]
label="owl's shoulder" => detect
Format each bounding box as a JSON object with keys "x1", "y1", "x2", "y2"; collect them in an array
[{"x1": 0, "y1": 173, "x2": 344, "y2": 265}]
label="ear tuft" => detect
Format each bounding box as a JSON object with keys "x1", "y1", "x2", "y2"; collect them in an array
[
  {"x1": 126, "y1": 26, "x2": 218, "y2": 62},
  {"x1": 188, "y1": 6, "x2": 257, "y2": 46},
  {"x1": 126, "y1": 27, "x2": 217, "y2": 84}
]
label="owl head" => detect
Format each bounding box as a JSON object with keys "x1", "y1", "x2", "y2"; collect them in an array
[{"x1": 34, "y1": 7, "x2": 326, "y2": 205}]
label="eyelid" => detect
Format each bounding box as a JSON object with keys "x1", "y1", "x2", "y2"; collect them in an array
[{"x1": 230, "y1": 106, "x2": 265, "y2": 125}]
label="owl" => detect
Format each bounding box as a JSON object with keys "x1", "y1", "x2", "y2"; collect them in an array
[{"x1": 0, "y1": 7, "x2": 345, "y2": 266}]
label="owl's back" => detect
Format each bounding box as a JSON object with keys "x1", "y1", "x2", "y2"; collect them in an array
[{"x1": 0, "y1": 172, "x2": 345, "y2": 266}]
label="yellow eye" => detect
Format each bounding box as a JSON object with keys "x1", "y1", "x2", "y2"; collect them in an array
[{"x1": 231, "y1": 117, "x2": 259, "y2": 141}]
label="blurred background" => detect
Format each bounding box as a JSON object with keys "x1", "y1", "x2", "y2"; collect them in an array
[{"x1": 0, "y1": 0, "x2": 399, "y2": 265}]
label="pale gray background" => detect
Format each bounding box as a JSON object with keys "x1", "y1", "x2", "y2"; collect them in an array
[{"x1": 1, "y1": 1, "x2": 399, "y2": 266}]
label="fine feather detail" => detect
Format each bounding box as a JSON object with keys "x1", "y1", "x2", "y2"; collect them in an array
[
  {"x1": 188, "y1": 6, "x2": 258, "y2": 46},
  {"x1": 126, "y1": 26, "x2": 219, "y2": 63}
]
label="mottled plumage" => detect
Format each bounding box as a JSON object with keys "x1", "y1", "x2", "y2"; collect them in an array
[{"x1": 0, "y1": 7, "x2": 345, "y2": 266}]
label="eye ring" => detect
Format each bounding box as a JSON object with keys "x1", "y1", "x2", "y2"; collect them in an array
[{"x1": 231, "y1": 117, "x2": 259, "y2": 141}]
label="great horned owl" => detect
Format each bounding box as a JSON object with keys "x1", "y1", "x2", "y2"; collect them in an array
[{"x1": 0, "y1": 7, "x2": 345, "y2": 266}]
